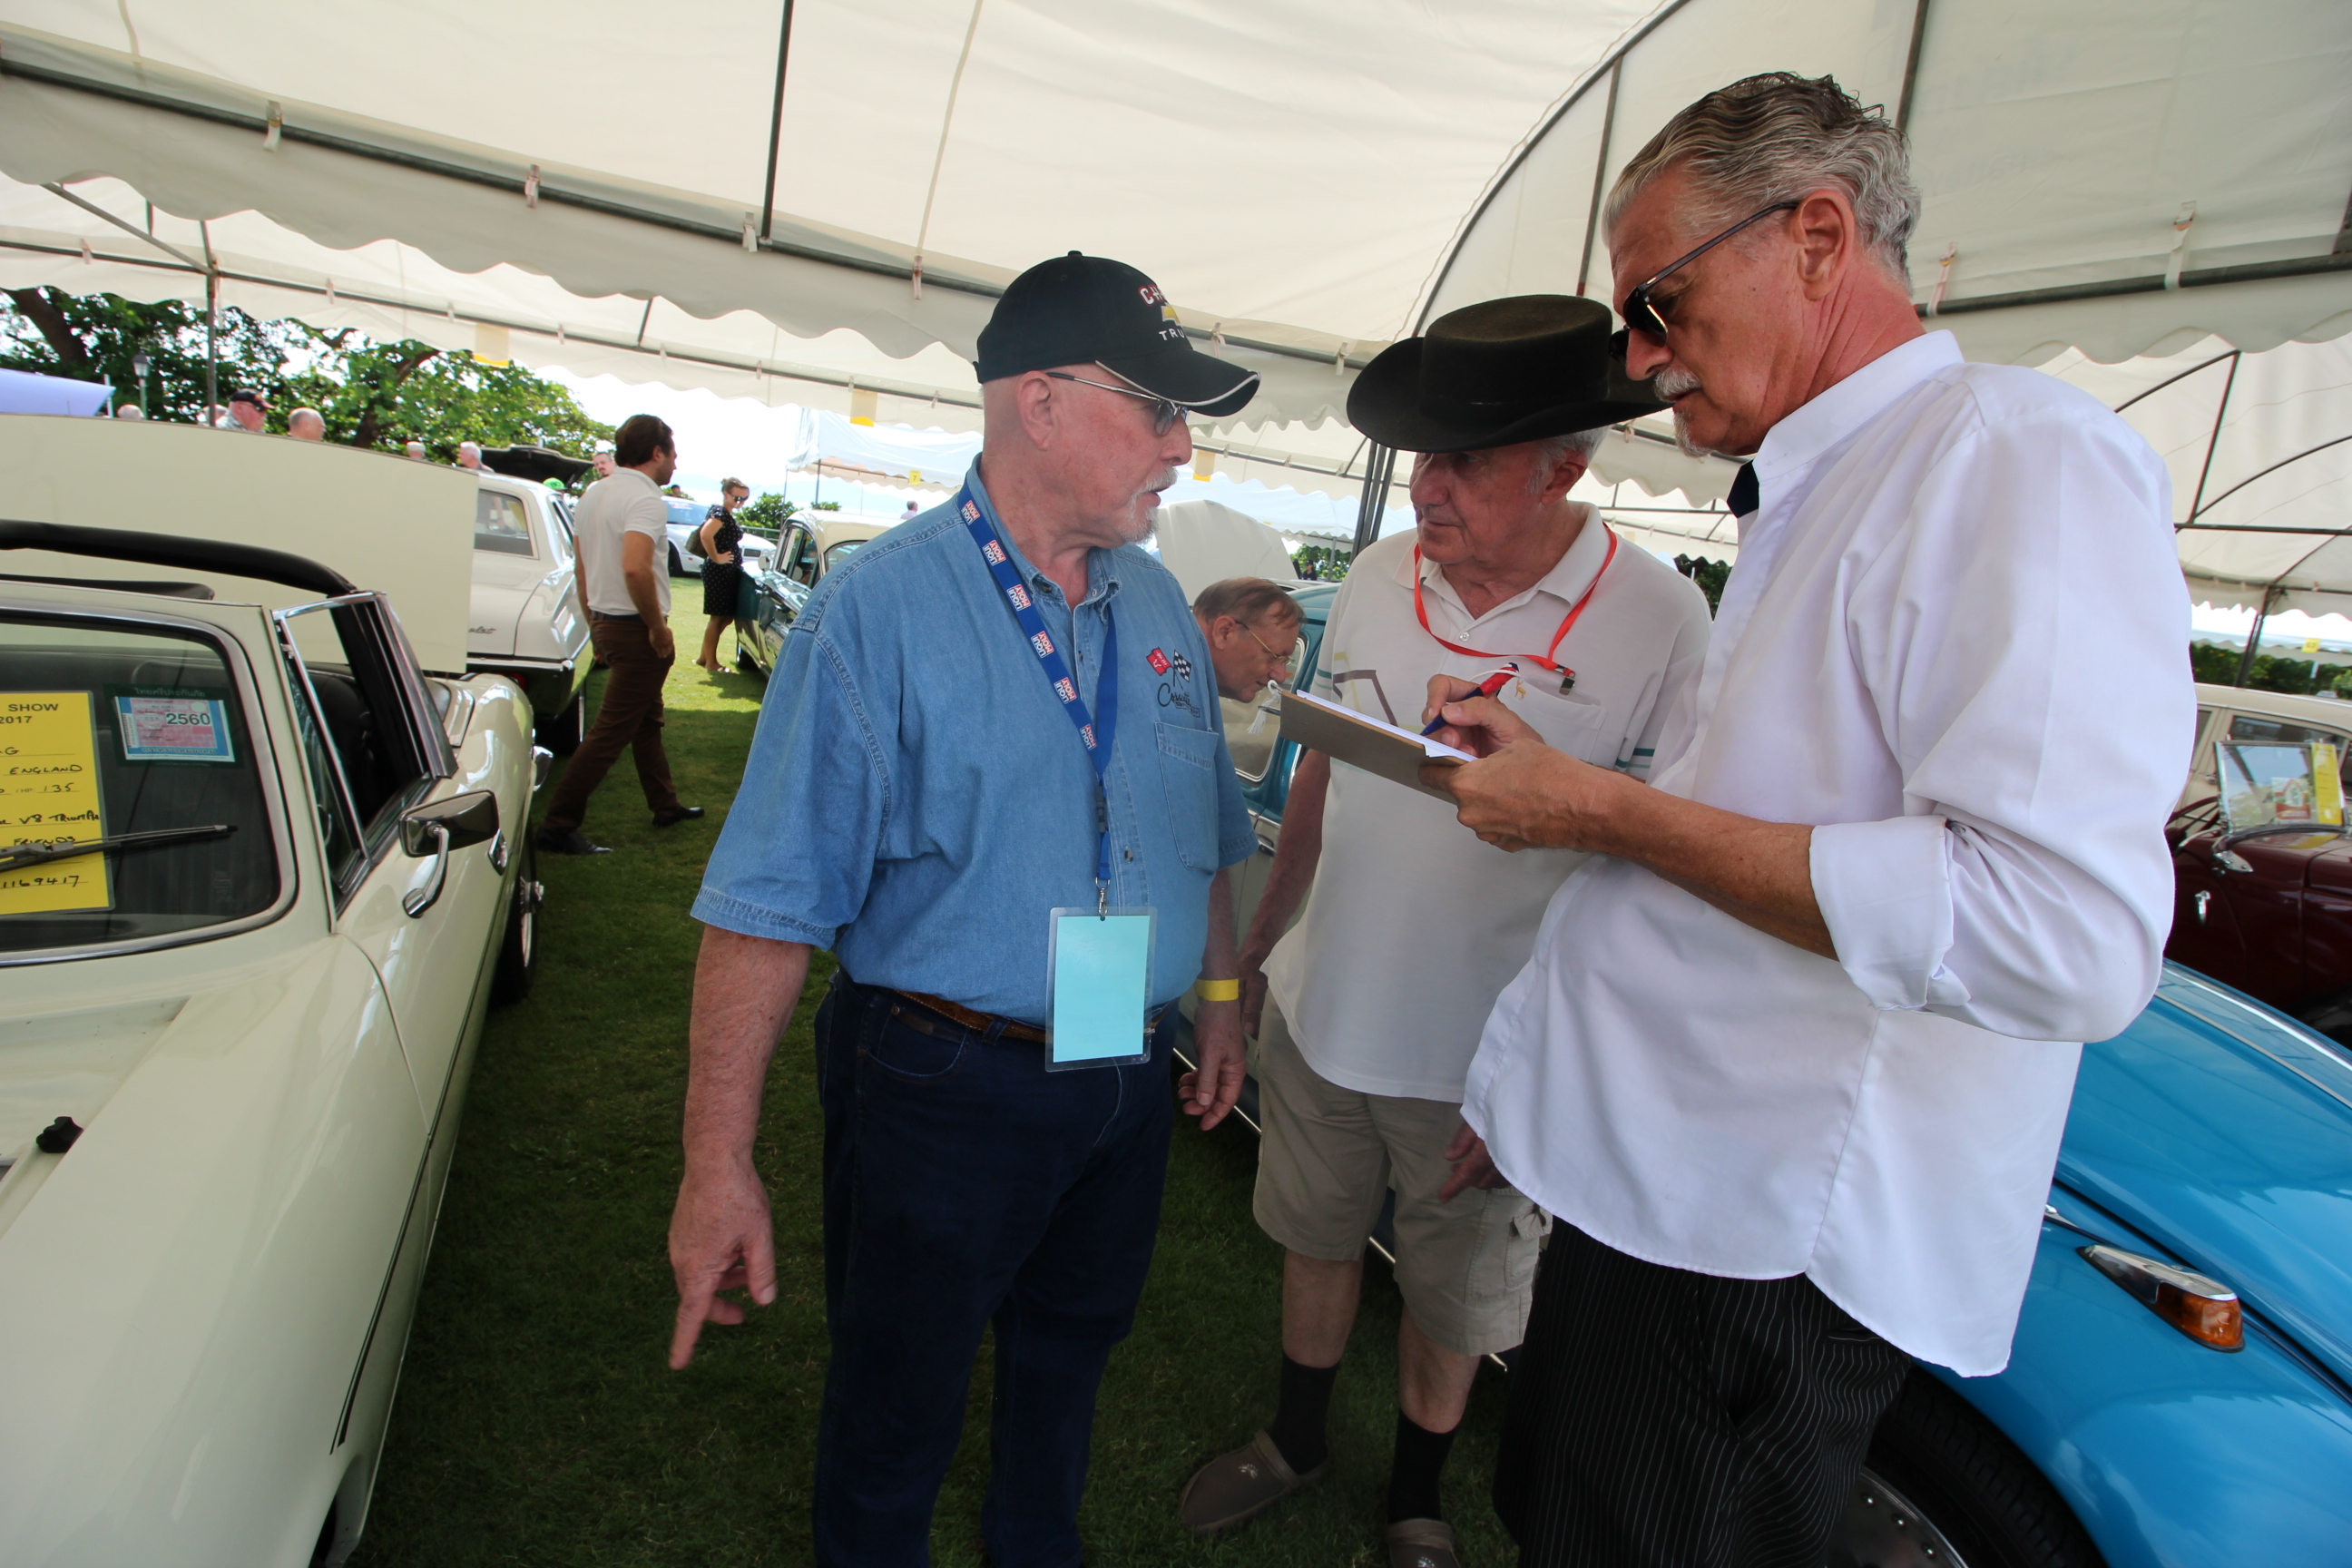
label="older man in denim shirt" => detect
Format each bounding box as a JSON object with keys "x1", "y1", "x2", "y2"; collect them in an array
[{"x1": 668, "y1": 252, "x2": 1260, "y2": 1568}]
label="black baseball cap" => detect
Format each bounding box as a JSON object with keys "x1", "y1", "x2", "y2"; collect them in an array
[
  {"x1": 975, "y1": 251, "x2": 1259, "y2": 418},
  {"x1": 229, "y1": 387, "x2": 268, "y2": 407}
]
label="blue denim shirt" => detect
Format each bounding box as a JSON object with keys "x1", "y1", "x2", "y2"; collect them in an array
[{"x1": 693, "y1": 462, "x2": 1255, "y2": 1024}]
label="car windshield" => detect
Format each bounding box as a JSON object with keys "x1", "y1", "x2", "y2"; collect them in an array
[
  {"x1": 665, "y1": 501, "x2": 710, "y2": 528},
  {"x1": 2, "y1": 614, "x2": 279, "y2": 956},
  {"x1": 824, "y1": 541, "x2": 867, "y2": 571}
]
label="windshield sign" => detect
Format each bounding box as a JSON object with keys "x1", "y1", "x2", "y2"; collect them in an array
[
  {"x1": 2, "y1": 616, "x2": 279, "y2": 955},
  {"x1": 2218, "y1": 739, "x2": 2346, "y2": 834}
]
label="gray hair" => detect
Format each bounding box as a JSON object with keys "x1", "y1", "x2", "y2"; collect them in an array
[
  {"x1": 1604, "y1": 74, "x2": 1918, "y2": 281},
  {"x1": 1524, "y1": 427, "x2": 1603, "y2": 495}
]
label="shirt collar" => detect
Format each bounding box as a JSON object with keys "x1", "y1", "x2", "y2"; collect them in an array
[
  {"x1": 1400, "y1": 503, "x2": 1609, "y2": 620},
  {"x1": 1750, "y1": 330, "x2": 1963, "y2": 486},
  {"x1": 964, "y1": 460, "x2": 1122, "y2": 607},
  {"x1": 608, "y1": 466, "x2": 660, "y2": 494}
]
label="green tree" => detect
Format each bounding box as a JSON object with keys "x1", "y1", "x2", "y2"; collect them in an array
[
  {"x1": 737, "y1": 491, "x2": 799, "y2": 540},
  {"x1": 1675, "y1": 553, "x2": 1731, "y2": 613},
  {"x1": 2, "y1": 287, "x2": 301, "y2": 421}
]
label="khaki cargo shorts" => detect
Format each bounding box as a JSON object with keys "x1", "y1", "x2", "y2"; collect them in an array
[{"x1": 1250, "y1": 1004, "x2": 1549, "y2": 1358}]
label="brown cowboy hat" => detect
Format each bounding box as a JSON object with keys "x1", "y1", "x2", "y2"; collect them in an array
[{"x1": 1347, "y1": 295, "x2": 1666, "y2": 454}]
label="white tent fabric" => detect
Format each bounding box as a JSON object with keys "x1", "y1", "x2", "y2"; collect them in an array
[
  {"x1": 0, "y1": 3, "x2": 2342, "y2": 554},
  {"x1": 0, "y1": 366, "x2": 112, "y2": 415}
]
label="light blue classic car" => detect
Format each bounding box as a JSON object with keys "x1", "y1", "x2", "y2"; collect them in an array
[{"x1": 1197, "y1": 582, "x2": 2352, "y2": 1568}]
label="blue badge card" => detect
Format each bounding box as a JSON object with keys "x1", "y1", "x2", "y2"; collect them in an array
[{"x1": 1046, "y1": 906, "x2": 1155, "y2": 1071}]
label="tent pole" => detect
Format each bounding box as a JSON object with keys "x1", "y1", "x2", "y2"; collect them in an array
[
  {"x1": 1351, "y1": 445, "x2": 1396, "y2": 557},
  {"x1": 204, "y1": 271, "x2": 219, "y2": 422},
  {"x1": 1895, "y1": 0, "x2": 1935, "y2": 132},
  {"x1": 758, "y1": 0, "x2": 796, "y2": 243},
  {"x1": 2237, "y1": 586, "x2": 2278, "y2": 686},
  {"x1": 2185, "y1": 351, "x2": 2240, "y2": 524}
]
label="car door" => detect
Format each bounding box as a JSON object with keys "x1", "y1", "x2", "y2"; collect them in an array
[{"x1": 282, "y1": 594, "x2": 505, "y2": 1122}]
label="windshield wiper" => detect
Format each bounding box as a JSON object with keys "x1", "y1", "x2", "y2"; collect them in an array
[{"x1": 0, "y1": 824, "x2": 235, "y2": 873}]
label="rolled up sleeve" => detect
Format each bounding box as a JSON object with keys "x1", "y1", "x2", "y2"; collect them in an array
[
  {"x1": 691, "y1": 624, "x2": 887, "y2": 946},
  {"x1": 1818, "y1": 411, "x2": 2192, "y2": 1043}
]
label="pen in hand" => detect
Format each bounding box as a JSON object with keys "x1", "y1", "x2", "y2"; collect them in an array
[{"x1": 1422, "y1": 662, "x2": 1521, "y2": 737}]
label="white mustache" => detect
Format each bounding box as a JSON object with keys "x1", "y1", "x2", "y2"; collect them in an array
[{"x1": 1653, "y1": 367, "x2": 1702, "y2": 400}]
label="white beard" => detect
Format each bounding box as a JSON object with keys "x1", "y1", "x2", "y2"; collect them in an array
[{"x1": 1652, "y1": 367, "x2": 1729, "y2": 460}]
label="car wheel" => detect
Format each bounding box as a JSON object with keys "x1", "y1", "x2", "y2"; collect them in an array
[
  {"x1": 536, "y1": 690, "x2": 584, "y2": 756},
  {"x1": 1829, "y1": 1371, "x2": 2102, "y2": 1568},
  {"x1": 668, "y1": 543, "x2": 688, "y2": 577},
  {"x1": 489, "y1": 835, "x2": 542, "y2": 1007},
  {"x1": 737, "y1": 641, "x2": 761, "y2": 675}
]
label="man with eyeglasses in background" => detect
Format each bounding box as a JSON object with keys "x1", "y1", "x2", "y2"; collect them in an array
[
  {"x1": 671, "y1": 252, "x2": 1261, "y2": 1568},
  {"x1": 1181, "y1": 295, "x2": 1710, "y2": 1568},
  {"x1": 1422, "y1": 75, "x2": 2190, "y2": 1567},
  {"x1": 1192, "y1": 577, "x2": 1303, "y2": 703}
]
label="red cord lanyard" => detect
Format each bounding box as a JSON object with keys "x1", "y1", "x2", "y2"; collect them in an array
[{"x1": 1412, "y1": 528, "x2": 1618, "y2": 691}]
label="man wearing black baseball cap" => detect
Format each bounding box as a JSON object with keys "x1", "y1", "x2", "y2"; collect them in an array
[
  {"x1": 672, "y1": 253, "x2": 1260, "y2": 1566},
  {"x1": 213, "y1": 387, "x2": 268, "y2": 433}
]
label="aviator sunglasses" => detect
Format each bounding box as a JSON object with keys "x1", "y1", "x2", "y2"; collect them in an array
[
  {"x1": 1621, "y1": 200, "x2": 1799, "y2": 345},
  {"x1": 1044, "y1": 368, "x2": 1189, "y2": 436}
]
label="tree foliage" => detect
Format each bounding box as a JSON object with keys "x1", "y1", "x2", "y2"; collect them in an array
[
  {"x1": 2190, "y1": 639, "x2": 2350, "y2": 697},
  {"x1": 1, "y1": 286, "x2": 611, "y2": 458},
  {"x1": 1674, "y1": 553, "x2": 1730, "y2": 613}
]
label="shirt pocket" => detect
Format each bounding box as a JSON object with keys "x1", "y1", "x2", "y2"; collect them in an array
[
  {"x1": 1507, "y1": 687, "x2": 1621, "y2": 768},
  {"x1": 1155, "y1": 720, "x2": 1224, "y2": 872}
]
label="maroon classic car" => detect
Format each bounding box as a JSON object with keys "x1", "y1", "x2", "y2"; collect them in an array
[{"x1": 2167, "y1": 684, "x2": 2352, "y2": 1040}]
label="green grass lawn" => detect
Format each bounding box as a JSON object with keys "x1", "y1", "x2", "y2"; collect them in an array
[{"x1": 348, "y1": 600, "x2": 1518, "y2": 1567}]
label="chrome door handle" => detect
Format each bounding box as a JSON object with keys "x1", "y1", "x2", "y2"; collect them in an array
[
  {"x1": 402, "y1": 821, "x2": 449, "y2": 917},
  {"x1": 2193, "y1": 889, "x2": 2212, "y2": 925}
]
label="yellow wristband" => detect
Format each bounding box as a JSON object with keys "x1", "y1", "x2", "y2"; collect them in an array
[{"x1": 1196, "y1": 978, "x2": 1241, "y2": 1003}]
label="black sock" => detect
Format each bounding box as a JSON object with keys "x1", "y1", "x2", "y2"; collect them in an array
[
  {"x1": 1265, "y1": 1356, "x2": 1338, "y2": 1474},
  {"x1": 1387, "y1": 1411, "x2": 1458, "y2": 1524}
]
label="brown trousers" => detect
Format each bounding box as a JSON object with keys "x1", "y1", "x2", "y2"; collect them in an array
[{"x1": 542, "y1": 614, "x2": 678, "y2": 830}]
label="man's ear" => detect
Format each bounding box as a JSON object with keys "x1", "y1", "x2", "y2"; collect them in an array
[
  {"x1": 1542, "y1": 448, "x2": 1591, "y2": 505},
  {"x1": 1792, "y1": 188, "x2": 1856, "y2": 302},
  {"x1": 1013, "y1": 372, "x2": 1061, "y2": 449}
]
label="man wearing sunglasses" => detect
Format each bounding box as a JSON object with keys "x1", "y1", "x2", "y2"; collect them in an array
[
  {"x1": 1424, "y1": 74, "x2": 2190, "y2": 1568},
  {"x1": 1181, "y1": 295, "x2": 1710, "y2": 1568},
  {"x1": 671, "y1": 252, "x2": 1261, "y2": 1568}
]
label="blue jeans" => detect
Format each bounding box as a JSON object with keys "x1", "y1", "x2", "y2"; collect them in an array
[{"x1": 810, "y1": 973, "x2": 1176, "y2": 1568}]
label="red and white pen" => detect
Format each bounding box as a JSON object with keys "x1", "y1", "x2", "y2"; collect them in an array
[{"x1": 1422, "y1": 661, "x2": 1520, "y2": 737}]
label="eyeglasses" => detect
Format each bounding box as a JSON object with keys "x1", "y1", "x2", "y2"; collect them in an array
[
  {"x1": 1044, "y1": 368, "x2": 1188, "y2": 436},
  {"x1": 1620, "y1": 201, "x2": 1799, "y2": 346},
  {"x1": 1242, "y1": 622, "x2": 1296, "y2": 673}
]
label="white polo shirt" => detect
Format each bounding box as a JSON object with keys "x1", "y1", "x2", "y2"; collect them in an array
[
  {"x1": 573, "y1": 468, "x2": 671, "y2": 618},
  {"x1": 1262, "y1": 514, "x2": 1711, "y2": 1102}
]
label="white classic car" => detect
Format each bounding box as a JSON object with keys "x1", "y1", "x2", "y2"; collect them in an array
[
  {"x1": 0, "y1": 419, "x2": 541, "y2": 1566},
  {"x1": 467, "y1": 472, "x2": 591, "y2": 752}
]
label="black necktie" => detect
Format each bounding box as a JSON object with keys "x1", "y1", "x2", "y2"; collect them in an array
[{"x1": 1729, "y1": 462, "x2": 1759, "y2": 519}]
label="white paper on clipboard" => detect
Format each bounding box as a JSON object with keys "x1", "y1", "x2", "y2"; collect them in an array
[{"x1": 1279, "y1": 688, "x2": 1473, "y2": 801}]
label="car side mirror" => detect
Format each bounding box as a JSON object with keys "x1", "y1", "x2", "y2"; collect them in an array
[{"x1": 401, "y1": 789, "x2": 500, "y2": 857}]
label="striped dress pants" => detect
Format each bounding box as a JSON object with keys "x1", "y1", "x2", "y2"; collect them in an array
[{"x1": 1494, "y1": 1223, "x2": 1912, "y2": 1568}]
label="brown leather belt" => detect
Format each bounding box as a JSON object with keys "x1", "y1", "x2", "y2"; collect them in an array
[
  {"x1": 886, "y1": 988, "x2": 1166, "y2": 1047},
  {"x1": 891, "y1": 990, "x2": 1050, "y2": 1044}
]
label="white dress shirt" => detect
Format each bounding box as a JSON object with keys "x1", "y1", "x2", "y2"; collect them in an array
[
  {"x1": 1263, "y1": 517, "x2": 1710, "y2": 1100},
  {"x1": 1461, "y1": 331, "x2": 2193, "y2": 1375},
  {"x1": 573, "y1": 468, "x2": 671, "y2": 618}
]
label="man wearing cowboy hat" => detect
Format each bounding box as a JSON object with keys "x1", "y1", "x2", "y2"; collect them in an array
[{"x1": 1179, "y1": 296, "x2": 1711, "y2": 1567}]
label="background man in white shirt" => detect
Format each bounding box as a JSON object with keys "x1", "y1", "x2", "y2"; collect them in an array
[
  {"x1": 536, "y1": 412, "x2": 704, "y2": 855},
  {"x1": 1425, "y1": 75, "x2": 2191, "y2": 1568},
  {"x1": 1180, "y1": 298, "x2": 1710, "y2": 1568}
]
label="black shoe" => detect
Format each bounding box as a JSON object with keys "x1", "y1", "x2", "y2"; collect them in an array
[
  {"x1": 535, "y1": 826, "x2": 612, "y2": 855},
  {"x1": 652, "y1": 806, "x2": 706, "y2": 828}
]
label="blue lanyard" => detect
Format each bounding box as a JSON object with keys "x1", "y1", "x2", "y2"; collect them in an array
[{"x1": 960, "y1": 486, "x2": 1121, "y2": 910}]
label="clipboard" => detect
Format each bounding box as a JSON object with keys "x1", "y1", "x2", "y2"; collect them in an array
[{"x1": 1279, "y1": 687, "x2": 1472, "y2": 801}]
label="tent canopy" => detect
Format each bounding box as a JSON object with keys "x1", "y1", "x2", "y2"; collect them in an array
[{"x1": 1, "y1": 2, "x2": 2345, "y2": 565}]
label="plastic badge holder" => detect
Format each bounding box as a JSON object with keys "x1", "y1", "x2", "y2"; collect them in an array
[{"x1": 1045, "y1": 906, "x2": 1155, "y2": 1071}]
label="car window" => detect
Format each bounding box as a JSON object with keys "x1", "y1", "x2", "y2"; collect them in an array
[
  {"x1": 787, "y1": 528, "x2": 820, "y2": 586},
  {"x1": 474, "y1": 491, "x2": 535, "y2": 556},
  {"x1": 2, "y1": 614, "x2": 281, "y2": 956},
  {"x1": 824, "y1": 540, "x2": 867, "y2": 573},
  {"x1": 2228, "y1": 713, "x2": 2348, "y2": 750},
  {"x1": 1222, "y1": 635, "x2": 1306, "y2": 783}
]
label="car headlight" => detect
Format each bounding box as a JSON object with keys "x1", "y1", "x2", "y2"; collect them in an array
[{"x1": 2079, "y1": 1243, "x2": 2243, "y2": 1350}]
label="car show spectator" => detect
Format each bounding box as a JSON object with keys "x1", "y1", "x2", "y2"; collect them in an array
[
  {"x1": 534, "y1": 412, "x2": 704, "y2": 855},
  {"x1": 113, "y1": 403, "x2": 144, "y2": 418},
  {"x1": 212, "y1": 387, "x2": 266, "y2": 431},
  {"x1": 456, "y1": 439, "x2": 487, "y2": 470},
  {"x1": 403, "y1": 439, "x2": 426, "y2": 460},
  {"x1": 287, "y1": 407, "x2": 325, "y2": 439},
  {"x1": 1191, "y1": 576, "x2": 1301, "y2": 701},
  {"x1": 592, "y1": 441, "x2": 616, "y2": 479},
  {"x1": 692, "y1": 477, "x2": 750, "y2": 672},
  {"x1": 1181, "y1": 298, "x2": 1710, "y2": 1568},
  {"x1": 1421, "y1": 74, "x2": 2193, "y2": 1568},
  {"x1": 669, "y1": 251, "x2": 1261, "y2": 1568}
]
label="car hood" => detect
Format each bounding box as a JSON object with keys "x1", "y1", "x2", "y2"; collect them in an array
[{"x1": 2059, "y1": 965, "x2": 2352, "y2": 1387}]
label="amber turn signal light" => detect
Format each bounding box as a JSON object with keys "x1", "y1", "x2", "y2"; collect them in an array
[{"x1": 2080, "y1": 1244, "x2": 2243, "y2": 1351}]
